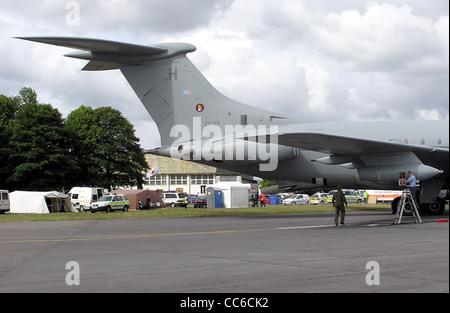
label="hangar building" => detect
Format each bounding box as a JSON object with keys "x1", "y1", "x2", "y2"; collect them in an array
[{"x1": 143, "y1": 154, "x2": 256, "y2": 195}]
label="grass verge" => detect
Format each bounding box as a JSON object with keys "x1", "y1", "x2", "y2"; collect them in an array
[{"x1": 0, "y1": 204, "x2": 392, "y2": 223}]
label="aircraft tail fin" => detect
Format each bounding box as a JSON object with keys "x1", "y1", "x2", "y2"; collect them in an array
[{"x1": 18, "y1": 37, "x2": 286, "y2": 146}]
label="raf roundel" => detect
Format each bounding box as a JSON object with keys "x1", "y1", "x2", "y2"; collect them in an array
[{"x1": 196, "y1": 103, "x2": 205, "y2": 113}]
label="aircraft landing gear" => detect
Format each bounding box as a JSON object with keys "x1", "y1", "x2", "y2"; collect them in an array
[{"x1": 392, "y1": 196, "x2": 446, "y2": 216}]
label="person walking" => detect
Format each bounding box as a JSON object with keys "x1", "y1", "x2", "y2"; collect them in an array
[
  {"x1": 251, "y1": 193, "x2": 257, "y2": 207},
  {"x1": 363, "y1": 190, "x2": 368, "y2": 204},
  {"x1": 259, "y1": 193, "x2": 266, "y2": 207},
  {"x1": 332, "y1": 186, "x2": 348, "y2": 226}
]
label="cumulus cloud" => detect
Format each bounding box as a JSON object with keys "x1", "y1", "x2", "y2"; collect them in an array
[
  {"x1": 1, "y1": 0, "x2": 448, "y2": 148},
  {"x1": 315, "y1": 2, "x2": 446, "y2": 72}
]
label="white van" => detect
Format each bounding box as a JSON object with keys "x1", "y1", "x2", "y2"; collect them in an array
[
  {"x1": 0, "y1": 190, "x2": 10, "y2": 214},
  {"x1": 69, "y1": 187, "x2": 105, "y2": 212}
]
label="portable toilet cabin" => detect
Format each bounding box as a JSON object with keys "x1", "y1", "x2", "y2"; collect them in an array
[
  {"x1": 213, "y1": 182, "x2": 249, "y2": 208},
  {"x1": 206, "y1": 187, "x2": 223, "y2": 209}
]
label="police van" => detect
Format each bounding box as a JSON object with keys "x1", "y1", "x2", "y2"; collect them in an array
[{"x1": 0, "y1": 190, "x2": 10, "y2": 214}]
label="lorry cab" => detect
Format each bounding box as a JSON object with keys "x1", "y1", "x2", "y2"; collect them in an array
[{"x1": 69, "y1": 187, "x2": 105, "y2": 212}]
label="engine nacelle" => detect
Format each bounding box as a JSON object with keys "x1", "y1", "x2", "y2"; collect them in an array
[
  {"x1": 155, "y1": 139, "x2": 295, "y2": 172},
  {"x1": 358, "y1": 164, "x2": 442, "y2": 184}
]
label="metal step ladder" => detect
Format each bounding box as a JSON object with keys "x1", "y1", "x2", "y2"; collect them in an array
[{"x1": 393, "y1": 188, "x2": 422, "y2": 225}]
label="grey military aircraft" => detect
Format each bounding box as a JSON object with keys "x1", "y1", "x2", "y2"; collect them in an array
[{"x1": 18, "y1": 37, "x2": 449, "y2": 215}]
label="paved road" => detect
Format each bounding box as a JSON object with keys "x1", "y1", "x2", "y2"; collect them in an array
[{"x1": 0, "y1": 210, "x2": 448, "y2": 293}]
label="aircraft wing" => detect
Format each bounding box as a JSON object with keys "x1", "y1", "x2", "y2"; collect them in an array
[
  {"x1": 246, "y1": 123, "x2": 448, "y2": 180},
  {"x1": 274, "y1": 132, "x2": 438, "y2": 155}
]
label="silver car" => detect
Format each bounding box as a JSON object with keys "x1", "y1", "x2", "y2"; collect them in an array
[{"x1": 282, "y1": 194, "x2": 310, "y2": 205}]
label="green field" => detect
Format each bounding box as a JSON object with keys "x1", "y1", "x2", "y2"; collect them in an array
[{"x1": 0, "y1": 204, "x2": 392, "y2": 223}]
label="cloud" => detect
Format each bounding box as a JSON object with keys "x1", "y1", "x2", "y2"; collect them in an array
[
  {"x1": 315, "y1": 2, "x2": 447, "y2": 73},
  {"x1": 0, "y1": 0, "x2": 448, "y2": 149}
]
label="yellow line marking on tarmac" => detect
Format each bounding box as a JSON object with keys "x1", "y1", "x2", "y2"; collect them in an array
[
  {"x1": 0, "y1": 228, "x2": 274, "y2": 244},
  {"x1": 277, "y1": 224, "x2": 333, "y2": 230},
  {"x1": 0, "y1": 222, "x2": 370, "y2": 244}
]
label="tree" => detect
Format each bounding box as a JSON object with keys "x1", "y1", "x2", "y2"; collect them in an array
[
  {"x1": 63, "y1": 105, "x2": 101, "y2": 186},
  {"x1": 259, "y1": 179, "x2": 276, "y2": 189},
  {"x1": 65, "y1": 106, "x2": 149, "y2": 190},
  {"x1": 7, "y1": 88, "x2": 77, "y2": 191},
  {"x1": 0, "y1": 94, "x2": 21, "y2": 189}
]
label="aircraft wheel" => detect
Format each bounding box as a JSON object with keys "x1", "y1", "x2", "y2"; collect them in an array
[
  {"x1": 391, "y1": 197, "x2": 412, "y2": 215},
  {"x1": 424, "y1": 198, "x2": 445, "y2": 215}
]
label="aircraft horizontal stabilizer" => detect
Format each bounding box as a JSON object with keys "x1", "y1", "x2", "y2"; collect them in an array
[{"x1": 16, "y1": 37, "x2": 196, "y2": 71}]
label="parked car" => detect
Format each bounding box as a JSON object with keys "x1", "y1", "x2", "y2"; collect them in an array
[
  {"x1": 327, "y1": 189, "x2": 364, "y2": 204},
  {"x1": 91, "y1": 195, "x2": 130, "y2": 213},
  {"x1": 194, "y1": 195, "x2": 207, "y2": 208},
  {"x1": 310, "y1": 193, "x2": 328, "y2": 205},
  {"x1": 161, "y1": 192, "x2": 187, "y2": 207},
  {"x1": 282, "y1": 194, "x2": 310, "y2": 205},
  {"x1": 0, "y1": 190, "x2": 10, "y2": 214}
]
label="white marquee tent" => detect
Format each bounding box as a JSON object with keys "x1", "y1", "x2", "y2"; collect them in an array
[{"x1": 10, "y1": 191, "x2": 74, "y2": 214}]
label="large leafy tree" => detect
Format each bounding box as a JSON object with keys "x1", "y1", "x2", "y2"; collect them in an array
[
  {"x1": 65, "y1": 106, "x2": 149, "y2": 190},
  {"x1": 7, "y1": 88, "x2": 77, "y2": 191},
  {"x1": 63, "y1": 105, "x2": 101, "y2": 186},
  {"x1": 0, "y1": 94, "x2": 21, "y2": 188}
]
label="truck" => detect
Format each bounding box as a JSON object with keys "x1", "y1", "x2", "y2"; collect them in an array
[{"x1": 68, "y1": 187, "x2": 105, "y2": 212}]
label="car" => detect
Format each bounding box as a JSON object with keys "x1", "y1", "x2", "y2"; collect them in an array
[
  {"x1": 90, "y1": 194, "x2": 130, "y2": 213},
  {"x1": 161, "y1": 192, "x2": 187, "y2": 207},
  {"x1": 282, "y1": 194, "x2": 310, "y2": 205},
  {"x1": 310, "y1": 193, "x2": 328, "y2": 205},
  {"x1": 0, "y1": 190, "x2": 10, "y2": 214},
  {"x1": 194, "y1": 195, "x2": 207, "y2": 208},
  {"x1": 327, "y1": 189, "x2": 364, "y2": 204}
]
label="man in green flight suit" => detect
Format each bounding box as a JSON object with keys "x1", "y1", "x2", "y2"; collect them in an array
[{"x1": 332, "y1": 186, "x2": 348, "y2": 226}]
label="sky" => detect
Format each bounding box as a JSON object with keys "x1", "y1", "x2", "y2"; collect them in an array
[{"x1": 1, "y1": 0, "x2": 448, "y2": 149}]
